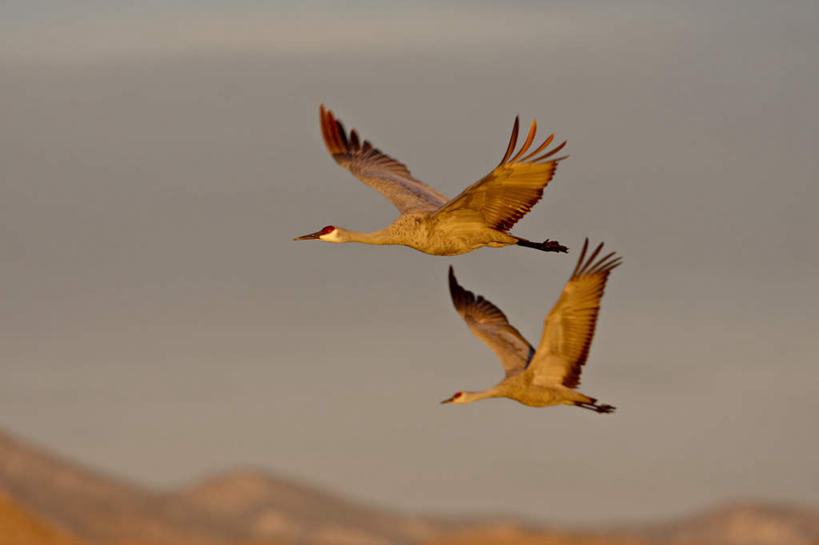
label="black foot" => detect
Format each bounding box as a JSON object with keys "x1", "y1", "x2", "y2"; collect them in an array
[
  {"x1": 594, "y1": 404, "x2": 616, "y2": 414},
  {"x1": 517, "y1": 238, "x2": 569, "y2": 253},
  {"x1": 576, "y1": 402, "x2": 616, "y2": 414},
  {"x1": 539, "y1": 239, "x2": 568, "y2": 253}
]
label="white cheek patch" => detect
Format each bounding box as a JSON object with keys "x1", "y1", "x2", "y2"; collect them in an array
[{"x1": 320, "y1": 230, "x2": 340, "y2": 242}]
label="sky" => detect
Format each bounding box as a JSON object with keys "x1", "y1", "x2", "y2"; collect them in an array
[{"x1": 1, "y1": 0, "x2": 818, "y2": 525}]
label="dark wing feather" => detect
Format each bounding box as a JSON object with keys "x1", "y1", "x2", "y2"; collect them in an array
[
  {"x1": 432, "y1": 117, "x2": 567, "y2": 232},
  {"x1": 448, "y1": 267, "x2": 534, "y2": 377},
  {"x1": 529, "y1": 239, "x2": 621, "y2": 388},
  {"x1": 320, "y1": 105, "x2": 448, "y2": 214}
]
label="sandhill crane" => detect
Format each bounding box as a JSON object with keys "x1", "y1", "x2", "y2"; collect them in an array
[
  {"x1": 442, "y1": 239, "x2": 620, "y2": 412},
  {"x1": 294, "y1": 106, "x2": 569, "y2": 256}
]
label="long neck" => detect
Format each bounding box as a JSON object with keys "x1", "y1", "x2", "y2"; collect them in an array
[
  {"x1": 338, "y1": 227, "x2": 399, "y2": 246},
  {"x1": 461, "y1": 384, "x2": 506, "y2": 404}
]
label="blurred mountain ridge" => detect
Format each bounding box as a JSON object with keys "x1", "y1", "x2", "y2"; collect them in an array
[
  {"x1": 0, "y1": 490, "x2": 79, "y2": 545},
  {"x1": 1, "y1": 428, "x2": 817, "y2": 545}
]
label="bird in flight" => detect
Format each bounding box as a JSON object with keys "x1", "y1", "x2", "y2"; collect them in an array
[
  {"x1": 294, "y1": 105, "x2": 569, "y2": 256},
  {"x1": 442, "y1": 239, "x2": 620, "y2": 412}
]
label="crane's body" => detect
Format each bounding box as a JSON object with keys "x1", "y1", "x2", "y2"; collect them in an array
[
  {"x1": 449, "y1": 373, "x2": 598, "y2": 408},
  {"x1": 315, "y1": 212, "x2": 520, "y2": 256},
  {"x1": 294, "y1": 106, "x2": 568, "y2": 256},
  {"x1": 443, "y1": 239, "x2": 621, "y2": 412}
]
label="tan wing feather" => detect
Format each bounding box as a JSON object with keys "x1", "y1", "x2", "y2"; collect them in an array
[
  {"x1": 448, "y1": 267, "x2": 534, "y2": 377},
  {"x1": 433, "y1": 117, "x2": 567, "y2": 232},
  {"x1": 528, "y1": 239, "x2": 621, "y2": 388},
  {"x1": 320, "y1": 105, "x2": 448, "y2": 214}
]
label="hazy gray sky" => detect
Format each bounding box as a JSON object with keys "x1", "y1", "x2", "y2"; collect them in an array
[{"x1": 1, "y1": 0, "x2": 818, "y2": 524}]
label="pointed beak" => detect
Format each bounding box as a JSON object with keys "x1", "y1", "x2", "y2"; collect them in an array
[
  {"x1": 293, "y1": 230, "x2": 322, "y2": 241},
  {"x1": 440, "y1": 396, "x2": 454, "y2": 404}
]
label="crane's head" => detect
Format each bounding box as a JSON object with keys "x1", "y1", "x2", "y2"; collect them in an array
[
  {"x1": 293, "y1": 225, "x2": 342, "y2": 243},
  {"x1": 441, "y1": 391, "x2": 467, "y2": 404}
]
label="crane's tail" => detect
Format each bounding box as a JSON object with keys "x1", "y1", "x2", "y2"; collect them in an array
[
  {"x1": 516, "y1": 237, "x2": 568, "y2": 253},
  {"x1": 573, "y1": 399, "x2": 616, "y2": 414}
]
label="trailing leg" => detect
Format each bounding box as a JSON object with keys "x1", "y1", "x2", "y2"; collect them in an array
[
  {"x1": 574, "y1": 401, "x2": 616, "y2": 414},
  {"x1": 516, "y1": 237, "x2": 568, "y2": 253}
]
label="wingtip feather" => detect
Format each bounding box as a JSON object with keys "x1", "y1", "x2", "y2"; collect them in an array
[
  {"x1": 570, "y1": 240, "x2": 623, "y2": 279},
  {"x1": 578, "y1": 242, "x2": 605, "y2": 277},
  {"x1": 448, "y1": 266, "x2": 473, "y2": 312},
  {"x1": 519, "y1": 133, "x2": 555, "y2": 163},
  {"x1": 570, "y1": 238, "x2": 590, "y2": 278},
  {"x1": 335, "y1": 119, "x2": 348, "y2": 150},
  {"x1": 508, "y1": 119, "x2": 537, "y2": 164},
  {"x1": 448, "y1": 265, "x2": 461, "y2": 296},
  {"x1": 498, "y1": 116, "x2": 520, "y2": 167},
  {"x1": 533, "y1": 140, "x2": 568, "y2": 163}
]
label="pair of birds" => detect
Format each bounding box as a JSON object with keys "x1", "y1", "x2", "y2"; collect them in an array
[{"x1": 296, "y1": 106, "x2": 620, "y2": 413}]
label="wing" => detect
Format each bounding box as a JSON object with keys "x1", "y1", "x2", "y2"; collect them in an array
[
  {"x1": 432, "y1": 117, "x2": 567, "y2": 232},
  {"x1": 448, "y1": 266, "x2": 535, "y2": 377},
  {"x1": 528, "y1": 239, "x2": 621, "y2": 388},
  {"x1": 320, "y1": 106, "x2": 448, "y2": 214}
]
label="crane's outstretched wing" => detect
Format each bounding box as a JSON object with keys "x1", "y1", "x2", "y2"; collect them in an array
[
  {"x1": 448, "y1": 267, "x2": 534, "y2": 377},
  {"x1": 320, "y1": 105, "x2": 448, "y2": 214},
  {"x1": 528, "y1": 239, "x2": 621, "y2": 388},
  {"x1": 432, "y1": 117, "x2": 567, "y2": 232}
]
